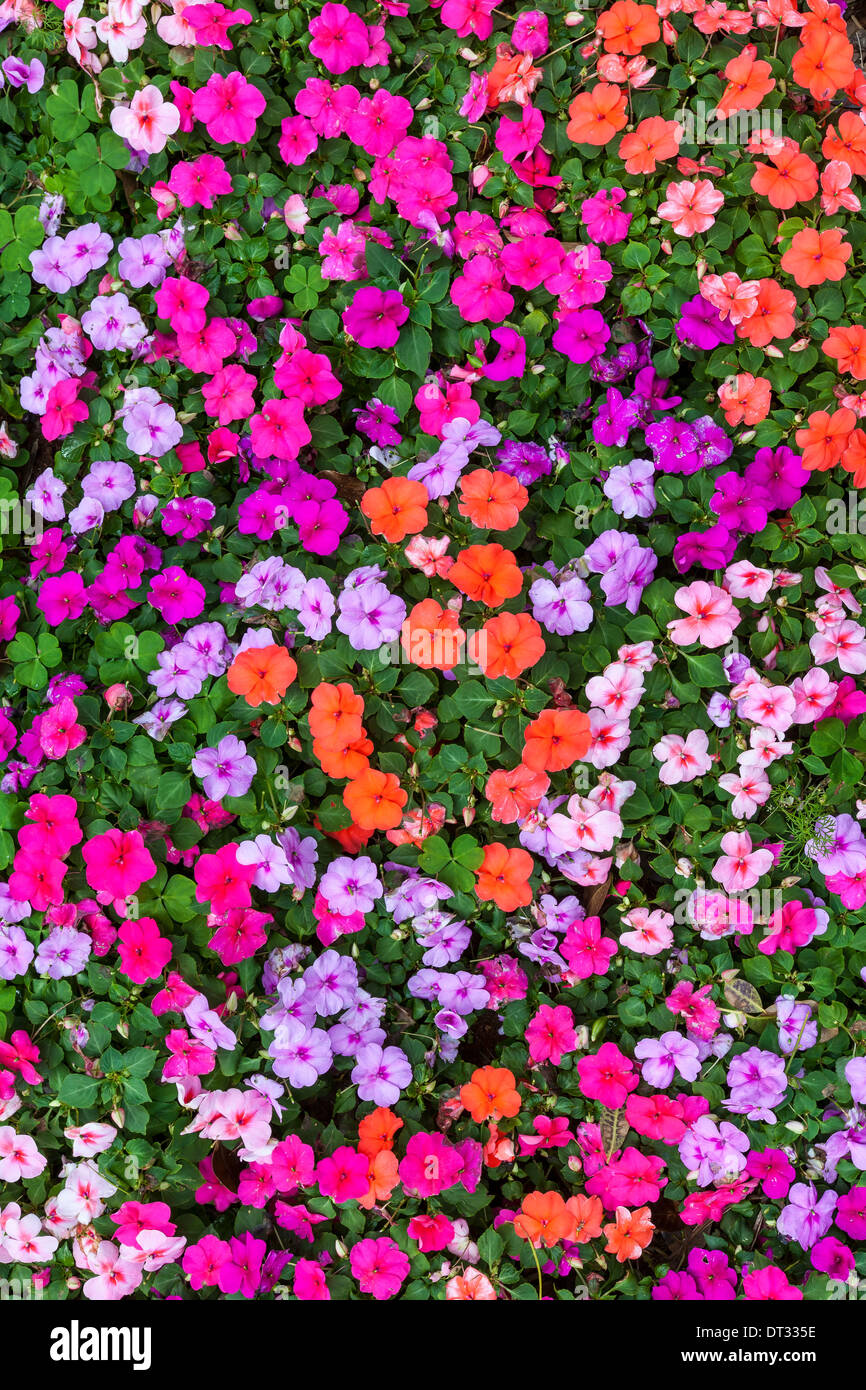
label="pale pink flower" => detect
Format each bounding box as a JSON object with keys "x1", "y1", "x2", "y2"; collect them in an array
[
  {"x1": 668, "y1": 580, "x2": 740, "y2": 649},
  {"x1": 810, "y1": 619, "x2": 866, "y2": 675},
  {"x1": 620, "y1": 907, "x2": 674, "y2": 955},
  {"x1": 791, "y1": 668, "x2": 838, "y2": 723},
  {"x1": 653, "y1": 730, "x2": 713, "y2": 785},
  {"x1": 658, "y1": 179, "x2": 724, "y2": 236},
  {"x1": 584, "y1": 661, "x2": 644, "y2": 717},
  {"x1": 64, "y1": 1123, "x2": 118, "y2": 1157},
  {"x1": 82, "y1": 1241, "x2": 143, "y2": 1300},
  {"x1": 711, "y1": 830, "x2": 775, "y2": 892},
  {"x1": 739, "y1": 682, "x2": 796, "y2": 733},
  {"x1": 0, "y1": 1126, "x2": 46, "y2": 1181},
  {"x1": 3, "y1": 1213, "x2": 58, "y2": 1262},
  {"x1": 724, "y1": 560, "x2": 773, "y2": 602},
  {"x1": 718, "y1": 759, "x2": 771, "y2": 818},
  {"x1": 111, "y1": 85, "x2": 180, "y2": 154}
]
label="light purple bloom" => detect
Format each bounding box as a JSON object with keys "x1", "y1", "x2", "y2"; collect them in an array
[
  {"x1": 351, "y1": 1043, "x2": 412, "y2": 1105},
  {"x1": 319, "y1": 856, "x2": 382, "y2": 917},
  {"x1": 191, "y1": 735, "x2": 256, "y2": 800},
  {"x1": 35, "y1": 926, "x2": 91, "y2": 979}
]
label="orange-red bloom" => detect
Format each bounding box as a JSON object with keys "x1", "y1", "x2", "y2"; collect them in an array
[
  {"x1": 823, "y1": 110, "x2": 866, "y2": 176},
  {"x1": 792, "y1": 28, "x2": 855, "y2": 100},
  {"x1": 735, "y1": 278, "x2": 796, "y2": 348},
  {"x1": 361, "y1": 476, "x2": 429, "y2": 543},
  {"x1": 458, "y1": 469, "x2": 528, "y2": 531},
  {"x1": 475, "y1": 842, "x2": 534, "y2": 911},
  {"x1": 780, "y1": 227, "x2": 851, "y2": 287},
  {"x1": 597, "y1": 1, "x2": 659, "y2": 54},
  {"x1": 448, "y1": 543, "x2": 523, "y2": 607},
  {"x1": 566, "y1": 83, "x2": 628, "y2": 146},
  {"x1": 309, "y1": 681, "x2": 365, "y2": 744},
  {"x1": 566, "y1": 1193, "x2": 605, "y2": 1243},
  {"x1": 460, "y1": 1065, "x2": 522, "y2": 1123},
  {"x1": 358, "y1": 1106, "x2": 404, "y2": 1157},
  {"x1": 718, "y1": 373, "x2": 771, "y2": 427},
  {"x1": 795, "y1": 407, "x2": 856, "y2": 471},
  {"x1": 514, "y1": 1191, "x2": 577, "y2": 1248},
  {"x1": 226, "y1": 644, "x2": 297, "y2": 707},
  {"x1": 343, "y1": 767, "x2": 407, "y2": 831},
  {"x1": 400, "y1": 599, "x2": 465, "y2": 671},
  {"x1": 521, "y1": 707, "x2": 591, "y2": 773},
  {"x1": 485, "y1": 764, "x2": 549, "y2": 824},
  {"x1": 603, "y1": 1204, "x2": 655, "y2": 1262},
  {"x1": 823, "y1": 325, "x2": 866, "y2": 380},
  {"x1": 618, "y1": 116, "x2": 681, "y2": 174},
  {"x1": 750, "y1": 147, "x2": 818, "y2": 209},
  {"x1": 715, "y1": 44, "x2": 775, "y2": 115},
  {"x1": 468, "y1": 612, "x2": 545, "y2": 681}
]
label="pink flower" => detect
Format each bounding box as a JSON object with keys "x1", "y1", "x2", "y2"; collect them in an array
[
  {"x1": 668, "y1": 580, "x2": 740, "y2": 649},
  {"x1": 0, "y1": 1126, "x2": 46, "y2": 1180},
  {"x1": 194, "y1": 844, "x2": 256, "y2": 914},
  {"x1": 342, "y1": 286, "x2": 408, "y2": 349},
  {"x1": 82, "y1": 1242, "x2": 143, "y2": 1300},
  {"x1": 111, "y1": 86, "x2": 180, "y2": 154},
  {"x1": 576, "y1": 1042, "x2": 638, "y2": 1108},
  {"x1": 294, "y1": 1257, "x2": 330, "y2": 1299},
  {"x1": 658, "y1": 179, "x2": 724, "y2": 236},
  {"x1": 154, "y1": 276, "x2": 210, "y2": 334},
  {"x1": 399, "y1": 1132, "x2": 463, "y2": 1197},
  {"x1": 82, "y1": 830, "x2": 157, "y2": 899},
  {"x1": 350, "y1": 1236, "x2": 410, "y2": 1299},
  {"x1": 316, "y1": 1145, "x2": 369, "y2": 1203},
  {"x1": 711, "y1": 830, "x2": 775, "y2": 892},
  {"x1": 117, "y1": 916, "x2": 172, "y2": 983},
  {"x1": 38, "y1": 572, "x2": 87, "y2": 626},
  {"x1": 308, "y1": 3, "x2": 370, "y2": 73},
  {"x1": 192, "y1": 70, "x2": 266, "y2": 144},
  {"x1": 407, "y1": 1213, "x2": 455, "y2": 1252},
  {"x1": 38, "y1": 697, "x2": 86, "y2": 760},
  {"x1": 525, "y1": 1003, "x2": 577, "y2": 1065},
  {"x1": 742, "y1": 1265, "x2": 803, "y2": 1300},
  {"x1": 620, "y1": 907, "x2": 674, "y2": 956},
  {"x1": 451, "y1": 255, "x2": 514, "y2": 323},
  {"x1": 652, "y1": 729, "x2": 713, "y2": 784},
  {"x1": 562, "y1": 915, "x2": 618, "y2": 980}
]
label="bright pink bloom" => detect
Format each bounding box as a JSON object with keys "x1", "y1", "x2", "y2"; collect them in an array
[
  {"x1": 525, "y1": 1003, "x2": 577, "y2": 1066},
  {"x1": 576, "y1": 1042, "x2": 638, "y2": 1108},
  {"x1": 192, "y1": 70, "x2": 266, "y2": 144},
  {"x1": 117, "y1": 916, "x2": 172, "y2": 983},
  {"x1": 350, "y1": 1236, "x2": 409, "y2": 1299},
  {"x1": 82, "y1": 830, "x2": 157, "y2": 898}
]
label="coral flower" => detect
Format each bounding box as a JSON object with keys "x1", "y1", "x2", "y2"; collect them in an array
[
  {"x1": 457, "y1": 469, "x2": 528, "y2": 531},
  {"x1": 469, "y1": 612, "x2": 545, "y2": 680},
  {"x1": 718, "y1": 373, "x2": 771, "y2": 427},
  {"x1": 343, "y1": 768, "x2": 407, "y2": 831},
  {"x1": 566, "y1": 1193, "x2": 605, "y2": 1243},
  {"x1": 750, "y1": 147, "x2": 818, "y2": 209},
  {"x1": 460, "y1": 1065, "x2": 521, "y2": 1123},
  {"x1": 603, "y1": 1205, "x2": 655, "y2": 1262},
  {"x1": 566, "y1": 83, "x2": 628, "y2": 146},
  {"x1": 657, "y1": 179, "x2": 724, "y2": 236},
  {"x1": 823, "y1": 325, "x2": 866, "y2": 380},
  {"x1": 475, "y1": 842, "x2": 534, "y2": 911},
  {"x1": 448, "y1": 543, "x2": 523, "y2": 607},
  {"x1": 309, "y1": 682, "x2": 365, "y2": 744},
  {"x1": 514, "y1": 1191, "x2": 577, "y2": 1248},
  {"x1": 400, "y1": 599, "x2": 465, "y2": 671},
  {"x1": 795, "y1": 407, "x2": 856, "y2": 471},
  {"x1": 792, "y1": 29, "x2": 855, "y2": 100},
  {"x1": 521, "y1": 707, "x2": 591, "y2": 772},
  {"x1": 619, "y1": 116, "x2": 681, "y2": 174},
  {"x1": 735, "y1": 278, "x2": 796, "y2": 348},
  {"x1": 715, "y1": 44, "x2": 775, "y2": 114},
  {"x1": 780, "y1": 227, "x2": 851, "y2": 287},
  {"x1": 360, "y1": 476, "x2": 429, "y2": 543},
  {"x1": 822, "y1": 111, "x2": 866, "y2": 176},
  {"x1": 358, "y1": 1107, "x2": 403, "y2": 1158},
  {"x1": 597, "y1": 1, "x2": 660, "y2": 53},
  {"x1": 485, "y1": 764, "x2": 549, "y2": 823},
  {"x1": 445, "y1": 1269, "x2": 497, "y2": 1300},
  {"x1": 227, "y1": 644, "x2": 297, "y2": 707}
]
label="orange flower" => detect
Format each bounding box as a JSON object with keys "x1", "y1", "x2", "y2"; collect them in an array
[
  {"x1": 314, "y1": 733, "x2": 372, "y2": 780},
  {"x1": 717, "y1": 373, "x2": 771, "y2": 427},
  {"x1": 603, "y1": 1204, "x2": 655, "y2": 1262},
  {"x1": 780, "y1": 227, "x2": 851, "y2": 287},
  {"x1": 358, "y1": 1106, "x2": 404, "y2": 1157},
  {"x1": 566, "y1": 83, "x2": 628, "y2": 147},
  {"x1": 460, "y1": 1065, "x2": 521, "y2": 1123},
  {"x1": 521, "y1": 707, "x2": 591, "y2": 773},
  {"x1": 309, "y1": 681, "x2": 365, "y2": 745},
  {"x1": 343, "y1": 767, "x2": 407, "y2": 831},
  {"x1": 400, "y1": 598, "x2": 465, "y2": 671},
  {"x1": 750, "y1": 148, "x2": 818, "y2": 209},
  {"x1": 715, "y1": 44, "x2": 775, "y2": 115},
  {"x1": 445, "y1": 1269, "x2": 497, "y2": 1300},
  {"x1": 823, "y1": 325, "x2": 866, "y2": 380},
  {"x1": 795, "y1": 407, "x2": 856, "y2": 471},
  {"x1": 618, "y1": 116, "x2": 681, "y2": 175},
  {"x1": 357, "y1": 1148, "x2": 399, "y2": 1210},
  {"x1": 792, "y1": 29, "x2": 855, "y2": 100},
  {"x1": 468, "y1": 612, "x2": 545, "y2": 681},
  {"x1": 735, "y1": 278, "x2": 796, "y2": 348},
  {"x1": 475, "y1": 842, "x2": 535, "y2": 911},
  {"x1": 486, "y1": 51, "x2": 543, "y2": 108},
  {"x1": 485, "y1": 764, "x2": 549, "y2": 824},
  {"x1": 448, "y1": 543, "x2": 523, "y2": 607},
  {"x1": 514, "y1": 1191, "x2": 577, "y2": 1248},
  {"x1": 458, "y1": 469, "x2": 528, "y2": 531},
  {"x1": 226, "y1": 644, "x2": 297, "y2": 707},
  {"x1": 596, "y1": 1, "x2": 660, "y2": 54},
  {"x1": 566, "y1": 1193, "x2": 605, "y2": 1243},
  {"x1": 840, "y1": 428, "x2": 866, "y2": 487},
  {"x1": 361, "y1": 476, "x2": 429, "y2": 544},
  {"x1": 823, "y1": 111, "x2": 866, "y2": 176}
]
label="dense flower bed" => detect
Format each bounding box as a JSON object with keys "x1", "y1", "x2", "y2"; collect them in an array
[{"x1": 1, "y1": 0, "x2": 866, "y2": 1303}]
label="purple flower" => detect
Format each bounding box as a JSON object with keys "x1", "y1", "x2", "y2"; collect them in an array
[
  {"x1": 593, "y1": 387, "x2": 641, "y2": 448},
  {"x1": 35, "y1": 926, "x2": 91, "y2": 979},
  {"x1": 635, "y1": 1031, "x2": 701, "y2": 1088},
  {"x1": 351, "y1": 1044, "x2": 412, "y2": 1105},
  {"x1": 297, "y1": 577, "x2": 335, "y2": 641},
  {"x1": 302, "y1": 948, "x2": 359, "y2": 1015},
  {"x1": 0, "y1": 924, "x2": 35, "y2": 980},
  {"x1": 319, "y1": 857, "x2": 382, "y2": 917},
  {"x1": 676, "y1": 294, "x2": 735, "y2": 351},
  {"x1": 269, "y1": 1018, "x2": 333, "y2": 1087},
  {"x1": 530, "y1": 574, "x2": 593, "y2": 636},
  {"x1": 277, "y1": 828, "x2": 319, "y2": 893},
  {"x1": 673, "y1": 524, "x2": 736, "y2": 574},
  {"x1": 744, "y1": 446, "x2": 808, "y2": 512},
  {"x1": 678, "y1": 1116, "x2": 749, "y2": 1186},
  {"x1": 776, "y1": 1183, "x2": 837, "y2": 1251},
  {"x1": 117, "y1": 234, "x2": 172, "y2": 290},
  {"x1": 711, "y1": 471, "x2": 770, "y2": 535},
  {"x1": 602, "y1": 458, "x2": 656, "y2": 519},
  {"x1": 355, "y1": 399, "x2": 402, "y2": 447},
  {"x1": 436, "y1": 971, "x2": 489, "y2": 1015},
  {"x1": 191, "y1": 735, "x2": 256, "y2": 800},
  {"x1": 336, "y1": 580, "x2": 405, "y2": 651},
  {"x1": 26, "y1": 467, "x2": 67, "y2": 522},
  {"x1": 3, "y1": 56, "x2": 45, "y2": 91},
  {"x1": 776, "y1": 996, "x2": 817, "y2": 1055},
  {"x1": 124, "y1": 400, "x2": 183, "y2": 458},
  {"x1": 725, "y1": 1046, "x2": 787, "y2": 1122},
  {"x1": 496, "y1": 439, "x2": 551, "y2": 486},
  {"x1": 81, "y1": 460, "x2": 136, "y2": 511},
  {"x1": 81, "y1": 293, "x2": 146, "y2": 352}
]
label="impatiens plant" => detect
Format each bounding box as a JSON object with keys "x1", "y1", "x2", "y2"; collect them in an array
[{"x1": 1, "y1": 0, "x2": 866, "y2": 1306}]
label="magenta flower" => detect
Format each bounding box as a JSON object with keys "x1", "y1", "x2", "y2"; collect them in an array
[{"x1": 342, "y1": 286, "x2": 409, "y2": 349}]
